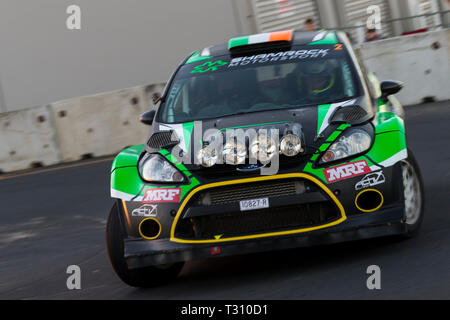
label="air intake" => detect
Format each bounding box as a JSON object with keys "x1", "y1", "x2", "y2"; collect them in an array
[{"x1": 355, "y1": 189, "x2": 384, "y2": 212}]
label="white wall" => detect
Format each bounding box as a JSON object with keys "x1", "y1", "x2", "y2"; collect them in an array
[
  {"x1": 359, "y1": 29, "x2": 450, "y2": 106},
  {"x1": 0, "y1": 0, "x2": 239, "y2": 112},
  {"x1": 0, "y1": 83, "x2": 164, "y2": 173}
]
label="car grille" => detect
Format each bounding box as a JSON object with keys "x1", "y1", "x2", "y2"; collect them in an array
[
  {"x1": 174, "y1": 179, "x2": 341, "y2": 241},
  {"x1": 192, "y1": 179, "x2": 308, "y2": 206}
]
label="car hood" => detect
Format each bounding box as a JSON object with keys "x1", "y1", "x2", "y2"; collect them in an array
[{"x1": 149, "y1": 96, "x2": 372, "y2": 170}]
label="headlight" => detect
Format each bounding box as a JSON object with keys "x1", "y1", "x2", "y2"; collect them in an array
[
  {"x1": 320, "y1": 129, "x2": 371, "y2": 163},
  {"x1": 280, "y1": 134, "x2": 302, "y2": 157},
  {"x1": 139, "y1": 153, "x2": 185, "y2": 182},
  {"x1": 197, "y1": 145, "x2": 219, "y2": 167},
  {"x1": 249, "y1": 136, "x2": 277, "y2": 163},
  {"x1": 223, "y1": 141, "x2": 246, "y2": 165}
]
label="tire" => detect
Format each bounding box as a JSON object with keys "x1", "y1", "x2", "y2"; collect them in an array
[
  {"x1": 106, "y1": 201, "x2": 184, "y2": 288},
  {"x1": 399, "y1": 148, "x2": 425, "y2": 238}
]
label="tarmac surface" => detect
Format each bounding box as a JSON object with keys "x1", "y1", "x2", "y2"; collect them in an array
[{"x1": 0, "y1": 100, "x2": 449, "y2": 299}]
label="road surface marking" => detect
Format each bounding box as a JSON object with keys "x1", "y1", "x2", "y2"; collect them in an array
[{"x1": 0, "y1": 157, "x2": 114, "y2": 181}]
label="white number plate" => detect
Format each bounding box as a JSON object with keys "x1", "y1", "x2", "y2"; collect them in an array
[{"x1": 239, "y1": 198, "x2": 269, "y2": 211}]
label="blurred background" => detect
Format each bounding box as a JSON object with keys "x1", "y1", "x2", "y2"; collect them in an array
[
  {"x1": 0, "y1": 0, "x2": 449, "y2": 300},
  {"x1": 0, "y1": 0, "x2": 448, "y2": 113},
  {"x1": 0, "y1": 0, "x2": 449, "y2": 173}
]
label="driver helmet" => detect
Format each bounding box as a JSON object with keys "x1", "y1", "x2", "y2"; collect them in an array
[{"x1": 298, "y1": 60, "x2": 336, "y2": 97}]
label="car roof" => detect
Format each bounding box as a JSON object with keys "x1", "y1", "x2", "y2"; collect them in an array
[{"x1": 186, "y1": 30, "x2": 345, "y2": 63}]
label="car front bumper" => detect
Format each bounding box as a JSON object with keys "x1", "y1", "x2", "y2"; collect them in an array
[{"x1": 124, "y1": 206, "x2": 406, "y2": 269}]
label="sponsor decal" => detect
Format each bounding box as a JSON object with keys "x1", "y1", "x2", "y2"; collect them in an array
[
  {"x1": 324, "y1": 160, "x2": 371, "y2": 183},
  {"x1": 191, "y1": 60, "x2": 228, "y2": 74},
  {"x1": 355, "y1": 171, "x2": 385, "y2": 190},
  {"x1": 228, "y1": 49, "x2": 329, "y2": 67},
  {"x1": 143, "y1": 188, "x2": 181, "y2": 203},
  {"x1": 132, "y1": 204, "x2": 158, "y2": 217}
]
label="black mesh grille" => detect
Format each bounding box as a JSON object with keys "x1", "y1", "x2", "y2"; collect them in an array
[
  {"x1": 147, "y1": 131, "x2": 179, "y2": 149},
  {"x1": 175, "y1": 202, "x2": 339, "y2": 240},
  {"x1": 194, "y1": 179, "x2": 308, "y2": 206},
  {"x1": 174, "y1": 179, "x2": 341, "y2": 240}
]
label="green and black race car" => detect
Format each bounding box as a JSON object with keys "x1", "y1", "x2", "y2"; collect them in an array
[{"x1": 106, "y1": 30, "x2": 424, "y2": 287}]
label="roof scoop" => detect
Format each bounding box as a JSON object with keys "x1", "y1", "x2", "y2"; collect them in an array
[{"x1": 228, "y1": 30, "x2": 294, "y2": 53}]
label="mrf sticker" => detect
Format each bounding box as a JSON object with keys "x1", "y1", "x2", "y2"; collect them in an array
[
  {"x1": 142, "y1": 188, "x2": 181, "y2": 203},
  {"x1": 323, "y1": 160, "x2": 371, "y2": 184}
]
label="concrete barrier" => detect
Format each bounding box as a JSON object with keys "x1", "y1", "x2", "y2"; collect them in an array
[
  {"x1": 1, "y1": 29, "x2": 450, "y2": 173},
  {"x1": 0, "y1": 83, "x2": 165, "y2": 173},
  {"x1": 0, "y1": 105, "x2": 60, "y2": 172},
  {"x1": 358, "y1": 29, "x2": 450, "y2": 106},
  {"x1": 50, "y1": 83, "x2": 165, "y2": 162}
]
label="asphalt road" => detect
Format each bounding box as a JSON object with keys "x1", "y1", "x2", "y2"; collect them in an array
[{"x1": 1, "y1": 101, "x2": 449, "y2": 300}]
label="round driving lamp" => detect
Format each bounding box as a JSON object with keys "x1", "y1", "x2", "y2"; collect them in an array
[
  {"x1": 249, "y1": 136, "x2": 277, "y2": 163},
  {"x1": 223, "y1": 141, "x2": 246, "y2": 165},
  {"x1": 280, "y1": 134, "x2": 302, "y2": 157},
  {"x1": 197, "y1": 145, "x2": 219, "y2": 167}
]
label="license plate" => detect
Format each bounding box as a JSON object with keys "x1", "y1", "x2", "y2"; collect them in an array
[{"x1": 239, "y1": 198, "x2": 269, "y2": 211}]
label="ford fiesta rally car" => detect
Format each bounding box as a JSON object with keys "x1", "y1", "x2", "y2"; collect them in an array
[{"x1": 107, "y1": 30, "x2": 424, "y2": 287}]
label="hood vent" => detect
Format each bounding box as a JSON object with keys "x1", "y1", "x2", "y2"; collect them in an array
[
  {"x1": 329, "y1": 105, "x2": 369, "y2": 125},
  {"x1": 147, "y1": 131, "x2": 180, "y2": 149}
]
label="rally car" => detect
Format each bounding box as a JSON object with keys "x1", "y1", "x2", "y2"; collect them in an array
[{"x1": 107, "y1": 30, "x2": 424, "y2": 287}]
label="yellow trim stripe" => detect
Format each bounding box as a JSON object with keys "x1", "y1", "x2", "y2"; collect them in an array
[{"x1": 170, "y1": 173, "x2": 347, "y2": 244}]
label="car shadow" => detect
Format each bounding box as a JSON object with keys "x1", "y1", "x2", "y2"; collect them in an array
[{"x1": 130, "y1": 234, "x2": 414, "y2": 299}]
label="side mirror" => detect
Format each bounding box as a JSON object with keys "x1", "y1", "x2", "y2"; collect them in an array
[
  {"x1": 380, "y1": 80, "x2": 403, "y2": 100},
  {"x1": 140, "y1": 110, "x2": 156, "y2": 126}
]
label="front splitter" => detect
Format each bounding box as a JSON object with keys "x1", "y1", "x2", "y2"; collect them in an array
[{"x1": 124, "y1": 206, "x2": 405, "y2": 269}]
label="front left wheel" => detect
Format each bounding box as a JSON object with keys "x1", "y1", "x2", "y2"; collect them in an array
[{"x1": 106, "y1": 201, "x2": 184, "y2": 288}]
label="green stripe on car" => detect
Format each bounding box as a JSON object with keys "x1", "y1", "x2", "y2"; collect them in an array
[
  {"x1": 228, "y1": 36, "x2": 250, "y2": 50},
  {"x1": 185, "y1": 51, "x2": 212, "y2": 65},
  {"x1": 317, "y1": 104, "x2": 331, "y2": 135}
]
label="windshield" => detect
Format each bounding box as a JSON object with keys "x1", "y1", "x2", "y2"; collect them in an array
[{"x1": 159, "y1": 45, "x2": 360, "y2": 123}]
